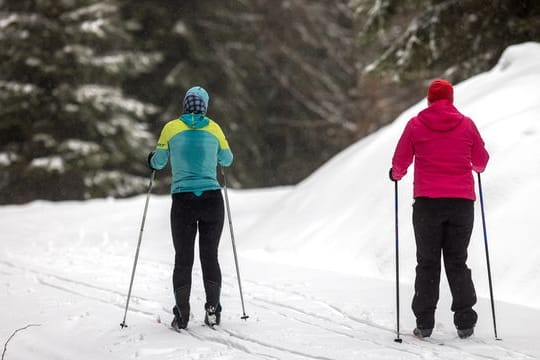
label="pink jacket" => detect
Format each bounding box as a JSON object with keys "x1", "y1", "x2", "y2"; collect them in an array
[{"x1": 391, "y1": 100, "x2": 489, "y2": 200}]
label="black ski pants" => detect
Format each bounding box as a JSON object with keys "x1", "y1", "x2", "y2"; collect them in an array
[
  {"x1": 412, "y1": 197, "x2": 478, "y2": 330},
  {"x1": 171, "y1": 190, "x2": 224, "y2": 308}
]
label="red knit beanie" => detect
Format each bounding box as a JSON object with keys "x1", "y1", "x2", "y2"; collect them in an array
[{"x1": 427, "y1": 79, "x2": 453, "y2": 104}]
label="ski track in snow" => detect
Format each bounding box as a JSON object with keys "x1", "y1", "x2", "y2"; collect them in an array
[
  {"x1": 238, "y1": 279, "x2": 534, "y2": 360},
  {"x1": 163, "y1": 313, "x2": 281, "y2": 360},
  {"x1": 1, "y1": 258, "x2": 535, "y2": 360},
  {"x1": 1, "y1": 258, "x2": 341, "y2": 360}
]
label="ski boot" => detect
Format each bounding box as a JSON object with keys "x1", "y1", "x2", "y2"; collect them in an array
[
  {"x1": 455, "y1": 310, "x2": 477, "y2": 339},
  {"x1": 204, "y1": 303, "x2": 222, "y2": 327},
  {"x1": 203, "y1": 280, "x2": 221, "y2": 327},
  {"x1": 171, "y1": 285, "x2": 191, "y2": 331},
  {"x1": 457, "y1": 327, "x2": 474, "y2": 339},
  {"x1": 413, "y1": 327, "x2": 433, "y2": 338},
  {"x1": 171, "y1": 304, "x2": 190, "y2": 331}
]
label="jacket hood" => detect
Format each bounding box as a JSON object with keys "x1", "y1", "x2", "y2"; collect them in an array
[
  {"x1": 180, "y1": 113, "x2": 209, "y2": 129},
  {"x1": 417, "y1": 99, "x2": 464, "y2": 132}
]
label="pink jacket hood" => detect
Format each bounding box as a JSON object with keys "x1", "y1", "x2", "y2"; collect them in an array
[{"x1": 417, "y1": 100, "x2": 463, "y2": 132}]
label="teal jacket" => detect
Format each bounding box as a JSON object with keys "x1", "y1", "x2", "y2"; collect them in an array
[{"x1": 150, "y1": 114, "x2": 233, "y2": 195}]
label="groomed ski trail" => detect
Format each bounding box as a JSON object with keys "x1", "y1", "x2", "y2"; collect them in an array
[{"x1": 1, "y1": 256, "x2": 536, "y2": 360}]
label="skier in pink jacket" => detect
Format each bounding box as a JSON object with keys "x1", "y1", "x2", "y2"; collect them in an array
[{"x1": 390, "y1": 79, "x2": 489, "y2": 339}]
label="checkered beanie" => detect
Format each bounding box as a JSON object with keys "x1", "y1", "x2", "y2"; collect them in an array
[{"x1": 183, "y1": 94, "x2": 207, "y2": 114}]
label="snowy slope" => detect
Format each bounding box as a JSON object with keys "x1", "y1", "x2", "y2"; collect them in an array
[
  {"x1": 1, "y1": 42, "x2": 540, "y2": 360},
  {"x1": 241, "y1": 42, "x2": 540, "y2": 309},
  {"x1": 1, "y1": 194, "x2": 539, "y2": 359}
]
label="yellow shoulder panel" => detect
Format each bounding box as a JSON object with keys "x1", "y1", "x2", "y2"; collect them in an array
[
  {"x1": 205, "y1": 119, "x2": 230, "y2": 150},
  {"x1": 156, "y1": 119, "x2": 189, "y2": 150}
]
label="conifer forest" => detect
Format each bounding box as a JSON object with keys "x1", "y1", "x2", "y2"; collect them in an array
[{"x1": 1, "y1": 0, "x2": 539, "y2": 203}]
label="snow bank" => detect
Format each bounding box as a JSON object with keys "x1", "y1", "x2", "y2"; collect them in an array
[{"x1": 240, "y1": 42, "x2": 540, "y2": 309}]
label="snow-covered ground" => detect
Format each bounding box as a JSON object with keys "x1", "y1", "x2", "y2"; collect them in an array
[{"x1": 2, "y1": 42, "x2": 540, "y2": 359}]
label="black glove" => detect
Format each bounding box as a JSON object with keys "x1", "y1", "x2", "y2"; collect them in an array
[
  {"x1": 389, "y1": 168, "x2": 397, "y2": 182},
  {"x1": 147, "y1": 151, "x2": 157, "y2": 171}
]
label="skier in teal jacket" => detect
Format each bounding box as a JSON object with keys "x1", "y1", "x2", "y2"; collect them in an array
[{"x1": 149, "y1": 86, "x2": 233, "y2": 331}]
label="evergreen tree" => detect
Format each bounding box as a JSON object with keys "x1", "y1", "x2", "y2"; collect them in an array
[
  {"x1": 350, "y1": 0, "x2": 540, "y2": 128},
  {"x1": 121, "y1": 0, "x2": 360, "y2": 188},
  {"x1": 0, "y1": 0, "x2": 160, "y2": 203},
  {"x1": 353, "y1": 0, "x2": 540, "y2": 81}
]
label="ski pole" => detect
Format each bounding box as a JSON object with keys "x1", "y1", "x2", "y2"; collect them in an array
[
  {"x1": 477, "y1": 173, "x2": 501, "y2": 340},
  {"x1": 221, "y1": 167, "x2": 249, "y2": 320},
  {"x1": 393, "y1": 179, "x2": 402, "y2": 343},
  {"x1": 120, "y1": 170, "x2": 155, "y2": 328}
]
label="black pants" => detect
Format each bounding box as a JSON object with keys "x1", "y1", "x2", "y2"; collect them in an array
[
  {"x1": 412, "y1": 197, "x2": 477, "y2": 330},
  {"x1": 171, "y1": 190, "x2": 224, "y2": 309}
]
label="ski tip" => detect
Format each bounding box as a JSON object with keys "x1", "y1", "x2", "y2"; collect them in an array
[{"x1": 394, "y1": 338, "x2": 403, "y2": 343}]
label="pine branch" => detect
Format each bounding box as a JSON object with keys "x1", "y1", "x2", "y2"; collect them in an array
[
  {"x1": 363, "y1": 0, "x2": 460, "y2": 74},
  {"x1": 2, "y1": 324, "x2": 41, "y2": 360}
]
